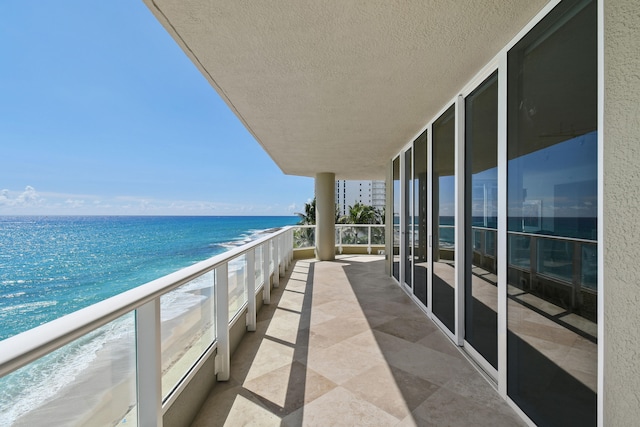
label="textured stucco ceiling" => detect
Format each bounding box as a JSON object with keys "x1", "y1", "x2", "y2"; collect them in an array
[{"x1": 143, "y1": 0, "x2": 549, "y2": 179}]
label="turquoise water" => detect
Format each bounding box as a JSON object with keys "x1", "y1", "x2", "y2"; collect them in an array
[
  {"x1": 0, "y1": 216, "x2": 298, "y2": 425},
  {"x1": 0, "y1": 216, "x2": 298, "y2": 341}
]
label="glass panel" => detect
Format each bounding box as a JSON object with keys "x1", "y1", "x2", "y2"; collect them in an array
[
  {"x1": 432, "y1": 105, "x2": 456, "y2": 333},
  {"x1": 371, "y1": 226, "x2": 385, "y2": 245},
  {"x1": 508, "y1": 234, "x2": 531, "y2": 269},
  {"x1": 161, "y1": 271, "x2": 216, "y2": 399},
  {"x1": 537, "y1": 238, "x2": 573, "y2": 282},
  {"x1": 465, "y1": 71, "x2": 498, "y2": 369},
  {"x1": 293, "y1": 227, "x2": 315, "y2": 249},
  {"x1": 0, "y1": 314, "x2": 137, "y2": 426},
  {"x1": 354, "y1": 226, "x2": 369, "y2": 244},
  {"x1": 581, "y1": 244, "x2": 597, "y2": 290},
  {"x1": 392, "y1": 157, "x2": 401, "y2": 281},
  {"x1": 229, "y1": 255, "x2": 248, "y2": 319},
  {"x1": 339, "y1": 225, "x2": 367, "y2": 245},
  {"x1": 413, "y1": 131, "x2": 428, "y2": 306},
  {"x1": 507, "y1": 1, "x2": 597, "y2": 425},
  {"x1": 403, "y1": 148, "x2": 413, "y2": 287}
]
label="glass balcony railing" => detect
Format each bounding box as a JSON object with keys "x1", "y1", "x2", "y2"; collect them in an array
[
  {"x1": 0, "y1": 228, "x2": 294, "y2": 427},
  {"x1": 160, "y1": 271, "x2": 216, "y2": 400},
  {"x1": 292, "y1": 224, "x2": 385, "y2": 254},
  {"x1": 507, "y1": 231, "x2": 597, "y2": 292},
  {"x1": 292, "y1": 225, "x2": 316, "y2": 249}
]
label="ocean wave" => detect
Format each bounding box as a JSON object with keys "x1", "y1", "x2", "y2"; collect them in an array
[
  {"x1": 0, "y1": 291, "x2": 26, "y2": 299},
  {"x1": 0, "y1": 300, "x2": 57, "y2": 313},
  {"x1": 0, "y1": 315, "x2": 134, "y2": 426},
  {"x1": 160, "y1": 278, "x2": 211, "y2": 322},
  {"x1": 217, "y1": 227, "x2": 282, "y2": 250}
]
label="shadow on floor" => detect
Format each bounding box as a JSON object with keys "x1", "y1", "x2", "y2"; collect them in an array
[{"x1": 190, "y1": 256, "x2": 524, "y2": 426}]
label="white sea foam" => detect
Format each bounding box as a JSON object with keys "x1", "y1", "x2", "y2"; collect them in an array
[
  {"x1": 160, "y1": 273, "x2": 214, "y2": 322},
  {"x1": 161, "y1": 287, "x2": 208, "y2": 322},
  {"x1": 0, "y1": 291, "x2": 26, "y2": 299},
  {"x1": 218, "y1": 227, "x2": 280, "y2": 249},
  {"x1": 0, "y1": 315, "x2": 134, "y2": 426},
  {"x1": 0, "y1": 300, "x2": 57, "y2": 313}
]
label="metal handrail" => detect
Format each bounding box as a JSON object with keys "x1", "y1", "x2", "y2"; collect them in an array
[{"x1": 507, "y1": 229, "x2": 597, "y2": 244}]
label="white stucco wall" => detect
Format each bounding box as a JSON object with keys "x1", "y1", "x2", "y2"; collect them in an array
[{"x1": 603, "y1": 0, "x2": 640, "y2": 423}]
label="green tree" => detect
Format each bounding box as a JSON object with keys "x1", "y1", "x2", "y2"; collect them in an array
[
  {"x1": 340, "y1": 203, "x2": 382, "y2": 224},
  {"x1": 295, "y1": 197, "x2": 341, "y2": 225},
  {"x1": 296, "y1": 198, "x2": 316, "y2": 225}
]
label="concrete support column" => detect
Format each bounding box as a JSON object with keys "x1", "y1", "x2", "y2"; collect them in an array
[{"x1": 315, "y1": 172, "x2": 336, "y2": 261}]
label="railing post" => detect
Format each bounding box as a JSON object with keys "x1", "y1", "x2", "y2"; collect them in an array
[
  {"x1": 284, "y1": 231, "x2": 289, "y2": 269},
  {"x1": 288, "y1": 229, "x2": 293, "y2": 265},
  {"x1": 246, "y1": 249, "x2": 256, "y2": 332},
  {"x1": 136, "y1": 299, "x2": 162, "y2": 427},
  {"x1": 279, "y1": 235, "x2": 286, "y2": 277},
  {"x1": 338, "y1": 226, "x2": 343, "y2": 254},
  {"x1": 529, "y1": 236, "x2": 538, "y2": 292},
  {"x1": 273, "y1": 237, "x2": 280, "y2": 288},
  {"x1": 215, "y1": 264, "x2": 230, "y2": 381},
  {"x1": 572, "y1": 241, "x2": 582, "y2": 310},
  {"x1": 368, "y1": 225, "x2": 372, "y2": 254},
  {"x1": 263, "y1": 241, "x2": 271, "y2": 304}
]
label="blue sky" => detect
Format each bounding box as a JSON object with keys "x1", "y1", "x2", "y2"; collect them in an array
[{"x1": 0, "y1": 1, "x2": 313, "y2": 216}]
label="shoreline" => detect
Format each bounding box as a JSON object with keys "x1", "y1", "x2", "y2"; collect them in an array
[{"x1": 11, "y1": 286, "x2": 216, "y2": 426}]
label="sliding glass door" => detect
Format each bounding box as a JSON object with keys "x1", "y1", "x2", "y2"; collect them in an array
[
  {"x1": 465, "y1": 72, "x2": 499, "y2": 371},
  {"x1": 413, "y1": 132, "x2": 428, "y2": 306},
  {"x1": 392, "y1": 156, "x2": 400, "y2": 281},
  {"x1": 388, "y1": 3, "x2": 598, "y2": 424},
  {"x1": 506, "y1": 1, "x2": 597, "y2": 425},
  {"x1": 432, "y1": 105, "x2": 456, "y2": 333}
]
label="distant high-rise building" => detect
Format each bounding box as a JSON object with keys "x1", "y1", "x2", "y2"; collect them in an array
[{"x1": 335, "y1": 180, "x2": 386, "y2": 217}]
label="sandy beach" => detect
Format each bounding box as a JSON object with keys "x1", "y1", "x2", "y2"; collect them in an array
[{"x1": 10, "y1": 284, "x2": 219, "y2": 427}]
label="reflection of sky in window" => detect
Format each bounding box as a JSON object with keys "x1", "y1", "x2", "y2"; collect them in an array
[
  {"x1": 439, "y1": 176, "x2": 455, "y2": 217},
  {"x1": 508, "y1": 131, "x2": 597, "y2": 218},
  {"x1": 472, "y1": 167, "x2": 498, "y2": 219},
  {"x1": 393, "y1": 181, "x2": 401, "y2": 217}
]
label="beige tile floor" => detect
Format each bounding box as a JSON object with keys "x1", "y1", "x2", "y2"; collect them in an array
[{"x1": 191, "y1": 255, "x2": 525, "y2": 426}]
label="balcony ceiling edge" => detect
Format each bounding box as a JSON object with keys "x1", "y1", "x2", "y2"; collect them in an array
[{"x1": 142, "y1": 0, "x2": 549, "y2": 178}]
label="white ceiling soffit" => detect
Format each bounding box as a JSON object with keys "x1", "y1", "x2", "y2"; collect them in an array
[{"x1": 144, "y1": 0, "x2": 549, "y2": 180}]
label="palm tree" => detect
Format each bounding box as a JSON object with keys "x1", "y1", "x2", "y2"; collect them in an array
[
  {"x1": 296, "y1": 198, "x2": 316, "y2": 225},
  {"x1": 294, "y1": 199, "x2": 315, "y2": 248},
  {"x1": 342, "y1": 202, "x2": 379, "y2": 224},
  {"x1": 295, "y1": 197, "x2": 341, "y2": 225},
  {"x1": 338, "y1": 203, "x2": 384, "y2": 244}
]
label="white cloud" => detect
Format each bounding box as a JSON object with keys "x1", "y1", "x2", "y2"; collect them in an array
[
  {"x1": 65, "y1": 199, "x2": 85, "y2": 208},
  {"x1": 0, "y1": 186, "x2": 44, "y2": 207},
  {"x1": 0, "y1": 186, "x2": 301, "y2": 216},
  {"x1": 0, "y1": 189, "x2": 9, "y2": 205}
]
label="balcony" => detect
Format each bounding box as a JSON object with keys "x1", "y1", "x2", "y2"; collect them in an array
[
  {"x1": 0, "y1": 226, "x2": 523, "y2": 426},
  {"x1": 191, "y1": 254, "x2": 524, "y2": 426}
]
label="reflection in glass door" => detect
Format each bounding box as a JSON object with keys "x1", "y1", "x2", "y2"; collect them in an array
[
  {"x1": 413, "y1": 132, "x2": 428, "y2": 306},
  {"x1": 403, "y1": 148, "x2": 413, "y2": 288},
  {"x1": 392, "y1": 156, "x2": 400, "y2": 281},
  {"x1": 506, "y1": 1, "x2": 597, "y2": 425},
  {"x1": 432, "y1": 105, "x2": 456, "y2": 333},
  {"x1": 465, "y1": 72, "x2": 498, "y2": 370}
]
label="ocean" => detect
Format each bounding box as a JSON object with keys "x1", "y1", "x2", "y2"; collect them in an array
[
  {"x1": 0, "y1": 215, "x2": 298, "y2": 426},
  {"x1": 0, "y1": 215, "x2": 298, "y2": 341}
]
